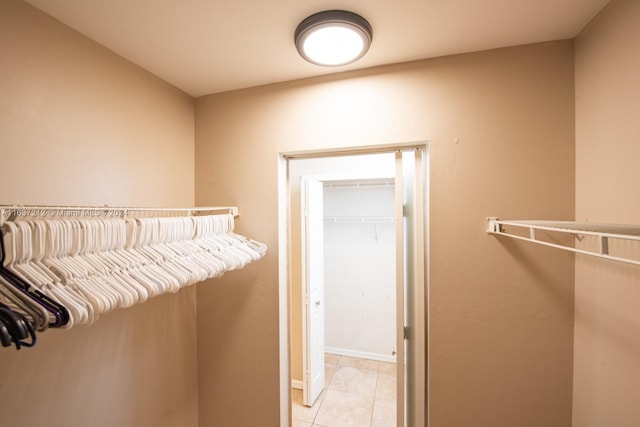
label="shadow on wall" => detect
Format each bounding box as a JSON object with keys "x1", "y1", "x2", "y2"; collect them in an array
[{"x1": 493, "y1": 236, "x2": 574, "y2": 313}]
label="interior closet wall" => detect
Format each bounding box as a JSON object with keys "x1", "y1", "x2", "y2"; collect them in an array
[
  {"x1": 573, "y1": 1, "x2": 640, "y2": 426},
  {"x1": 195, "y1": 41, "x2": 575, "y2": 426},
  {"x1": 287, "y1": 155, "x2": 395, "y2": 385},
  {"x1": 0, "y1": 2, "x2": 198, "y2": 427},
  {"x1": 324, "y1": 182, "x2": 396, "y2": 361}
]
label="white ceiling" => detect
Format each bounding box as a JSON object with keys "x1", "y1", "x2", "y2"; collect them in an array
[{"x1": 25, "y1": 0, "x2": 610, "y2": 97}]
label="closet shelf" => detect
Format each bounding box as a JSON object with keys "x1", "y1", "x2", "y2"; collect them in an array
[
  {"x1": 0, "y1": 205, "x2": 238, "y2": 225},
  {"x1": 324, "y1": 181, "x2": 394, "y2": 189},
  {"x1": 487, "y1": 218, "x2": 640, "y2": 266},
  {"x1": 0, "y1": 203, "x2": 266, "y2": 344},
  {"x1": 324, "y1": 216, "x2": 395, "y2": 224}
]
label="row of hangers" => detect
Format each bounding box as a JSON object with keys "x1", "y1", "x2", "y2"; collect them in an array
[{"x1": 0, "y1": 213, "x2": 266, "y2": 349}]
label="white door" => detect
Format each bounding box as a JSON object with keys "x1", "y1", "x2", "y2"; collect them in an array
[{"x1": 301, "y1": 177, "x2": 325, "y2": 406}]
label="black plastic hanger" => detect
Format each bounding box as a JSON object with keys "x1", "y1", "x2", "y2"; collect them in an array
[
  {"x1": 0, "y1": 320, "x2": 13, "y2": 347},
  {"x1": 0, "y1": 228, "x2": 69, "y2": 328},
  {"x1": 0, "y1": 302, "x2": 36, "y2": 349}
]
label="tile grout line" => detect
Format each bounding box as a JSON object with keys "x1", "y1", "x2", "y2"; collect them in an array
[
  {"x1": 311, "y1": 354, "x2": 340, "y2": 427},
  {"x1": 369, "y1": 362, "x2": 381, "y2": 427}
]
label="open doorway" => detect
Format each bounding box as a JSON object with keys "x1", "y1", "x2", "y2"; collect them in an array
[
  {"x1": 278, "y1": 144, "x2": 428, "y2": 427},
  {"x1": 293, "y1": 156, "x2": 396, "y2": 425}
]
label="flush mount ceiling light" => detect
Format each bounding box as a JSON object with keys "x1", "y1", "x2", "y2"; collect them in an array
[{"x1": 294, "y1": 10, "x2": 373, "y2": 67}]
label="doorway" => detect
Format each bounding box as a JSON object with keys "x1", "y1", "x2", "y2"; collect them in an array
[{"x1": 277, "y1": 144, "x2": 428, "y2": 427}]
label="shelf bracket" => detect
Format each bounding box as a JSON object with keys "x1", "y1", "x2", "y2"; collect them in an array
[{"x1": 486, "y1": 217, "x2": 501, "y2": 234}]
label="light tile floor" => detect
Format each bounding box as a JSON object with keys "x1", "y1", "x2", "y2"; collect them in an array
[{"x1": 292, "y1": 354, "x2": 397, "y2": 427}]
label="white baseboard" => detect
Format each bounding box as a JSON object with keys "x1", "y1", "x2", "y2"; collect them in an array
[
  {"x1": 325, "y1": 346, "x2": 397, "y2": 363},
  {"x1": 291, "y1": 379, "x2": 303, "y2": 390}
]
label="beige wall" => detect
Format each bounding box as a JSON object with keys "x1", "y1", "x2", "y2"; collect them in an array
[
  {"x1": 0, "y1": 1, "x2": 198, "y2": 427},
  {"x1": 573, "y1": 1, "x2": 640, "y2": 426},
  {"x1": 0, "y1": 2, "x2": 583, "y2": 425},
  {"x1": 195, "y1": 41, "x2": 575, "y2": 426}
]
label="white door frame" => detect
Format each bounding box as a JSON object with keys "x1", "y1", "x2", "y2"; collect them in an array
[
  {"x1": 277, "y1": 142, "x2": 428, "y2": 427},
  {"x1": 395, "y1": 152, "x2": 406, "y2": 427}
]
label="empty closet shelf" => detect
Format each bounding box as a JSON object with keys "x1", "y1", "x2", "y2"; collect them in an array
[
  {"x1": 487, "y1": 218, "x2": 640, "y2": 266},
  {"x1": 324, "y1": 216, "x2": 395, "y2": 224}
]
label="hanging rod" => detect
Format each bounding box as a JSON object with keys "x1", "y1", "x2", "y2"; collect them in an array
[
  {"x1": 487, "y1": 218, "x2": 640, "y2": 267},
  {"x1": 323, "y1": 180, "x2": 394, "y2": 189},
  {"x1": 324, "y1": 216, "x2": 395, "y2": 224},
  {"x1": 0, "y1": 205, "x2": 239, "y2": 226}
]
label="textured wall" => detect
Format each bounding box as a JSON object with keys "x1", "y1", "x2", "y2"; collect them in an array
[
  {"x1": 0, "y1": 1, "x2": 198, "y2": 426},
  {"x1": 574, "y1": 1, "x2": 640, "y2": 426},
  {"x1": 323, "y1": 184, "x2": 397, "y2": 360},
  {"x1": 195, "y1": 41, "x2": 575, "y2": 426}
]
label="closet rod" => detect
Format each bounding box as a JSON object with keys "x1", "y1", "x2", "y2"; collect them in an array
[
  {"x1": 487, "y1": 217, "x2": 640, "y2": 267},
  {"x1": 0, "y1": 205, "x2": 239, "y2": 225},
  {"x1": 324, "y1": 216, "x2": 395, "y2": 224}
]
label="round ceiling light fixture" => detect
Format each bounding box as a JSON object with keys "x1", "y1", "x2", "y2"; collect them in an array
[{"x1": 294, "y1": 10, "x2": 373, "y2": 67}]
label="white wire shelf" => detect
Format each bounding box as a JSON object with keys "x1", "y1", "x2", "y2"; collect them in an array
[
  {"x1": 487, "y1": 218, "x2": 640, "y2": 267},
  {"x1": 0, "y1": 205, "x2": 238, "y2": 226},
  {"x1": 324, "y1": 216, "x2": 395, "y2": 224}
]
